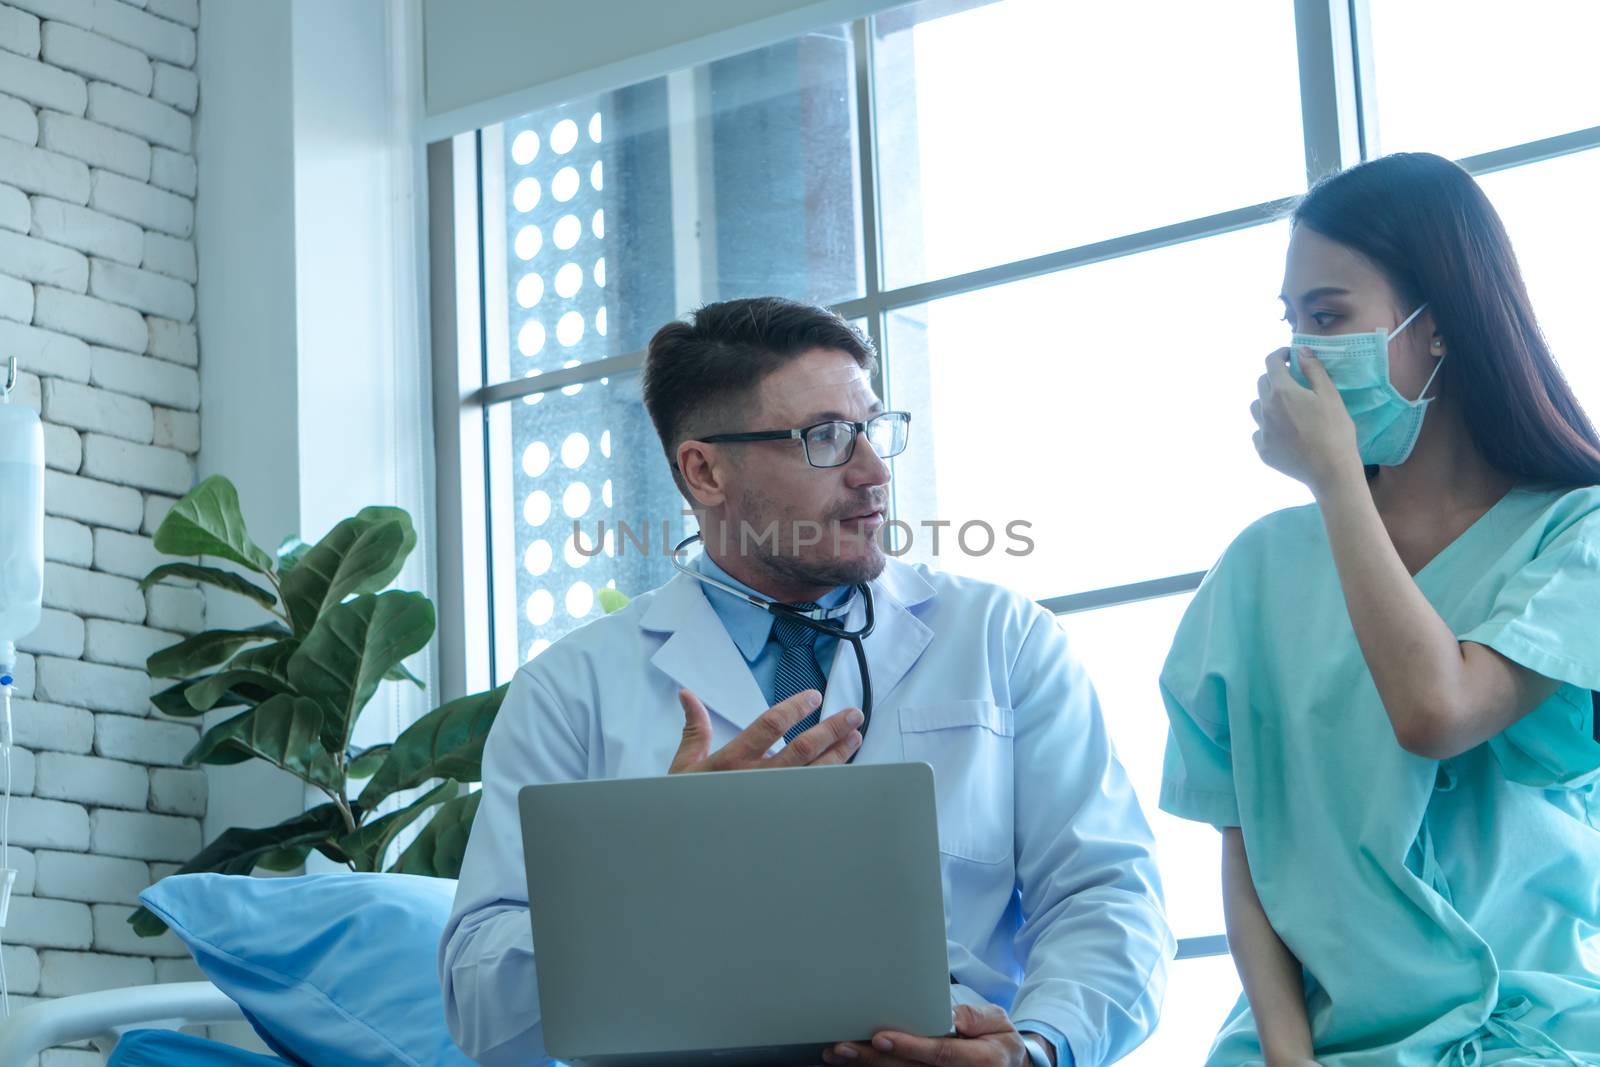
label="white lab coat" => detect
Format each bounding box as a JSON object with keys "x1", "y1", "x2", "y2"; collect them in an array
[{"x1": 440, "y1": 557, "x2": 1173, "y2": 1067}]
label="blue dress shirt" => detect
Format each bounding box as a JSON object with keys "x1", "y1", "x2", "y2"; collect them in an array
[{"x1": 693, "y1": 551, "x2": 851, "y2": 705}]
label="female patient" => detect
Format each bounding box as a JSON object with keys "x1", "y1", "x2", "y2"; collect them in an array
[{"x1": 1160, "y1": 151, "x2": 1600, "y2": 1066}]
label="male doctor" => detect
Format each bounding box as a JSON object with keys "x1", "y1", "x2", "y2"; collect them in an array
[{"x1": 441, "y1": 297, "x2": 1173, "y2": 1067}]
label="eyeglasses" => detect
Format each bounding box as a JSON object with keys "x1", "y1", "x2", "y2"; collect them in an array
[{"x1": 699, "y1": 411, "x2": 911, "y2": 469}]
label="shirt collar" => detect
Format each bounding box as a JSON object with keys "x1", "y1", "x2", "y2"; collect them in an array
[{"x1": 693, "y1": 549, "x2": 852, "y2": 663}]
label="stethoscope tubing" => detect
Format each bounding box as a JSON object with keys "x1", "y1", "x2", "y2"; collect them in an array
[{"x1": 670, "y1": 533, "x2": 876, "y2": 761}]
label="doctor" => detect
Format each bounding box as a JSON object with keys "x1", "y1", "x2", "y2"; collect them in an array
[{"x1": 441, "y1": 296, "x2": 1173, "y2": 1067}]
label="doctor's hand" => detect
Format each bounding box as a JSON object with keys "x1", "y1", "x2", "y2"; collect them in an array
[
  {"x1": 669, "y1": 688, "x2": 864, "y2": 774},
  {"x1": 822, "y1": 1004, "x2": 1028, "y2": 1067},
  {"x1": 1252, "y1": 348, "x2": 1362, "y2": 496}
]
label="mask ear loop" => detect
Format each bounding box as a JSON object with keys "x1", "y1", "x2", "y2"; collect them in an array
[
  {"x1": 1393, "y1": 302, "x2": 1429, "y2": 338},
  {"x1": 1394, "y1": 304, "x2": 1443, "y2": 402},
  {"x1": 1416, "y1": 349, "x2": 1447, "y2": 403}
]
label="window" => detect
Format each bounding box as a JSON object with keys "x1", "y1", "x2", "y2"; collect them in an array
[
  {"x1": 871, "y1": 0, "x2": 1306, "y2": 285},
  {"x1": 433, "y1": 1, "x2": 1600, "y2": 1058},
  {"x1": 1364, "y1": 0, "x2": 1600, "y2": 162}
]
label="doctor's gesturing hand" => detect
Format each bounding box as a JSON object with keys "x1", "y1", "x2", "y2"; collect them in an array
[
  {"x1": 669, "y1": 687, "x2": 864, "y2": 773},
  {"x1": 1251, "y1": 348, "x2": 1362, "y2": 495},
  {"x1": 822, "y1": 1003, "x2": 1035, "y2": 1067}
]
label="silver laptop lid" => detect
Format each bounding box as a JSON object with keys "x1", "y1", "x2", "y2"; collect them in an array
[{"x1": 519, "y1": 762, "x2": 952, "y2": 1061}]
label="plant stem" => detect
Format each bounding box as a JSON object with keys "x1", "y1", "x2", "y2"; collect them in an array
[
  {"x1": 262, "y1": 569, "x2": 294, "y2": 628},
  {"x1": 335, "y1": 795, "x2": 356, "y2": 836}
]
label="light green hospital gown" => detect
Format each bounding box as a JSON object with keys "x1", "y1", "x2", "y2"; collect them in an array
[{"x1": 1160, "y1": 485, "x2": 1600, "y2": 1066}]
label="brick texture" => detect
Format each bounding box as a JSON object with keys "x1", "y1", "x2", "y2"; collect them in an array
[{"x1": 0, "y1": 1, "x2": 207, "y2": 1024}]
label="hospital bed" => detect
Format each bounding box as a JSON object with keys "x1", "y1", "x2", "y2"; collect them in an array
[{"x1": 0, "y1": 981, "x2": 244, "y2": 1063}]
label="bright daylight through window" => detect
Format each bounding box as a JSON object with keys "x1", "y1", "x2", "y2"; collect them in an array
[{"x1": 439, "y1": 0, "x2": 1600, "y2": 1060}]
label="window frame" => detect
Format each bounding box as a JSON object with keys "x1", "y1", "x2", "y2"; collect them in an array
[{"x1": 426, "y1": 0, "x2": 1600, "y2": 967}]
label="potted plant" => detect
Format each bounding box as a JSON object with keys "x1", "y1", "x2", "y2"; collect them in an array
[{"x1": 129, "y1": 475, "x2": 507, "y2": 935}]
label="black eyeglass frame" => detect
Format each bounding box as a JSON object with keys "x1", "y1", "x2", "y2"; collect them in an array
[{"x1": 697, "y1": 410, "x2": 912, "y2": 469}]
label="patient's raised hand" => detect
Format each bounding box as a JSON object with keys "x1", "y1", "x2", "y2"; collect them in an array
[{"x1": 669, "y1": 688, "x2": 863, "y2": 773}]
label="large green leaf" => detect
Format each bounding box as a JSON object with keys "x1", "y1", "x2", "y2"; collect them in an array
[
  {"x1": 359, "y1": 684, "x2": 507, "y2": 809},
  {"x1": 277, "y1": 535, "x2": 311, "y2": 580},
  {"x1": 152, "y1": 475, "x2": 275, "y2": 574},
  {"x1": 128, "y1": 804, "x2": 352, "y2": 936},
  {"x1": 179, "y1": 638, "x2": 299, "y2": 712},
  {"x1": 184, "y1": 667, "x2": 293, "y2": 713},
  {"x1": 280, "y1": 508, "x2": 416, "y2": 634},
  {"x1": 138, "y1": 563, "x2": 277, "y2": 610},
  {"x1": 385, "y1": 661, "x2": 426, "y2": 688},
  {"x1": 185, "y1": 694, "x2": 340, "y2": 791},
  {"x1": 287, "y1": 590, "x2": 435, "y2": 752},
  {"x1": 338, "y1": 779, "x2": 460, "y2": 872},
  {"x1": 254, "y1": 845, "x2": 314, "y2": 872},
  {"x1": 390, "y1": 791, "x2": 481, "y2": 877},
  {"x1": 146, "y1": 623, "x2": 290, "y2": 679},
  {"x1": 154, "y1": 674, "x2": 282, "y2": 719},
  {"x1": 229, "y1": 638, "x2": 299, "y2": 677},
  {"x1": 151, "y1": 679, "x2": 204, "y2": 718},
  {"x1": 347, "y1": 743, "x2": 392, "y2": 780}
]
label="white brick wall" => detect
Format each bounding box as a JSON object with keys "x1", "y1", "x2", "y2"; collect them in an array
[
  {"x1": 33, "y1": 850, "x2": 147, "y2": 903},
  {"x1": 0, "y1": 91, "x2": 38, "y2": 147},
  {"x1": 143, "y1": 582, "x2": 201, "y2": 633},
  {"x1": 148, "y1": 766, "x2": 203, "y2": 816},
  {"x1": 35, "y1": 652, "x2": 152, "y2": 714},
  {"x1": 82, "y1": 617, "x2": 178, "y2": 668},
  {"x1": 43, "y1": 515, "x2": 91, "y2": 565},
  {"x1": 145, "y1": 313, "x2": 192, "y2": 364},
  {"x1": 11, "y1": 698, "x2": 94, "y2": 753},
  {"x1": 16, "y1": 606, "x2": 83, "y2": 657},
  {"x1": 38, "y1": 561, "x2": 145, "y2": 622},
  {"x1": 39, "y1": 948, "x2": 154, "y2": 995},
  {"x1": 146, "y1": 143, "x2": 188, "y2": 195},
  {"x1": 39, "y1": 107, "x2": 150, "y2": 180},
  {"x1": 41, "y1": 374, "x2": 151, "y2": 441},
  {"x1": 0, "y1": 0, "x2": 205, "y2": 1020},
  {"x1": 90, "y1": 809, "x2": 200, "y2": 862},
  {"x1": 40, "y1": 23, "x2": 152, "y2": 97},
  {"x1": 32, "y1": 194, "x2": 141, "y2": 262},
  {"x1": 0, "y1": 317, "x2": 91, "y2": 381},
  {"x1": 95, "y1": 714, "x2": 195, "y2": 766}
]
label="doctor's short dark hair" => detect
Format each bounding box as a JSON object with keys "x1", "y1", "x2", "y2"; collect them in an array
[{"x1": 642, "y1": 297, "x2": 878, "y2": 498}]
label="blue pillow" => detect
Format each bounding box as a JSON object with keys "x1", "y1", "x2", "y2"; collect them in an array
[
  {"x1": 109, "y1": 1029, "x2": 291, "y2": 1065},
  {"x1": 139, "y1": 873, "x2": 476, "y2": 1067}
]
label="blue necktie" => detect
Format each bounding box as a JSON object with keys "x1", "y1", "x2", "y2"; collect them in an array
[{"x1": 772, "y1": 604, "x2": 826, "y2": 743}]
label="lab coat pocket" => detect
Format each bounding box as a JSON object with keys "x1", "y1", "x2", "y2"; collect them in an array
[{"x1": 899, "y1": 700, "x2": 1015, "y2": 865}]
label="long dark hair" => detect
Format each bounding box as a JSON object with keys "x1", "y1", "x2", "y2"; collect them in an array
[{"x1": 1293, "y1": 152, "x2": 1600, "y2": 488}]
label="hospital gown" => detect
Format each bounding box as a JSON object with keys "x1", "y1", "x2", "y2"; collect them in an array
[{"x1": 1160, "y1": 485, "x2": 1600, "y2": 1066}]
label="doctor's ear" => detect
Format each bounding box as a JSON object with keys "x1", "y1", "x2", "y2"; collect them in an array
[
  {"x1": 676, "y1": 441, "x2": 727, "y2": 508},
  {"x1": 1430, "y1": 333, "x2": 1446, "y2": 357}
]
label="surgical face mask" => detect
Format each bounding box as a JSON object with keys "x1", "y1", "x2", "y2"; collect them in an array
[{"x1": 1289, "y1": 303, "x2": 1441, "y2": 467}]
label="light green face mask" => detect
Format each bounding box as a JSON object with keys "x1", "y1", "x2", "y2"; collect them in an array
[{"x1": 1289, "y1": 303, "x2": 1440, "y2": 467}]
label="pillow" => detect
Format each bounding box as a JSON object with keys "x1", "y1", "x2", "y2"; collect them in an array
[
  {"x1": 139, "y1": 873, "x2": 476, "y2": 1067},
  {"x1": 109, "y1": 1029, "x2": 291, "y2": 1066}
]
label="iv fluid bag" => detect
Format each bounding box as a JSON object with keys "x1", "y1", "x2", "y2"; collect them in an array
[{"x1": 0, "y1": 403, "x2": 43, "y2": 646}]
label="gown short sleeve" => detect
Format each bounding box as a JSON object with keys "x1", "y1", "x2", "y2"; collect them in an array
[
  {"x1": 1459, "y1": 500, "x2": 1600, "y2": 788},
  {"x1": 1159, "y1": 557, "x2": 1245, "y2": 831}
]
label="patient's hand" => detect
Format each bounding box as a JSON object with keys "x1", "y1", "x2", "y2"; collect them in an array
[
  {"x1": 670, "y1": 688, "x2": 863, "y2": 773},
  {"x1": 822, "y1": 1003, "x2": 1027, "y2": 1067}
]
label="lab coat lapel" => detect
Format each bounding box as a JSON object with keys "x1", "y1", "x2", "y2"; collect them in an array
[
  {"x1": 640, "y1": 572, "x2": 770, "y2": 733},
  {"x1": 817, "y1": 558, "x2": 936, "y2": 732}
]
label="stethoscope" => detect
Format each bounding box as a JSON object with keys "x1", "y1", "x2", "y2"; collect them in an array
[{"x1": 670, "y1": 532, "x2": 876, "y2": 759}]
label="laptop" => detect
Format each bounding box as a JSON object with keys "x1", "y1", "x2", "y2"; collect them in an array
[{"x1": 519, "y1": 762, "x2": 953, "y2": 1067}]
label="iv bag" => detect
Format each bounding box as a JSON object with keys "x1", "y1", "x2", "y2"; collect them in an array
[{"x1": 0, "y1": 403, "x2": 43, "y2": 646}]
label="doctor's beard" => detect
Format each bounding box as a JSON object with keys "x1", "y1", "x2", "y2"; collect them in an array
[{"x1": 731, "y1": 487, "x2": 888, "y2": 591}]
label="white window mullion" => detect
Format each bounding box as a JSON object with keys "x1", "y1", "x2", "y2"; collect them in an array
[{"x1": 1293, "y1": 0, "x2": 1364, "y2": 181}]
